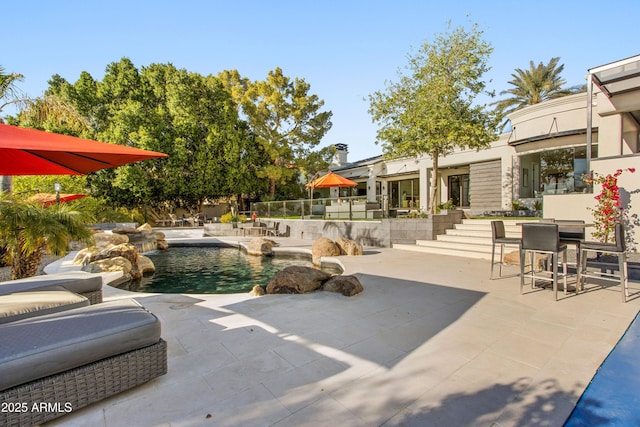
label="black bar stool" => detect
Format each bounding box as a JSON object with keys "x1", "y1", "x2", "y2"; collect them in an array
[
  {"x1": 520, "y1": 223, "x2": 568, "y2": 301},
  {"x1": 578, "y1": 223, "x2": 628, "y2": 302},
  {"x1": 490, "y1": 220, "x2": 521, "y2": 279}
]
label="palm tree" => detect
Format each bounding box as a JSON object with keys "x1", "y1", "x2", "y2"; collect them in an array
[
  {"x1": 0, "y1": 65, "x2": 26, "y2": 119},
  {"x1": 0, "y1": 194, "x2": 94, "y2": 279},
  {"x1": 493, "y1": 57, "x2": 583, "y2": 119}
]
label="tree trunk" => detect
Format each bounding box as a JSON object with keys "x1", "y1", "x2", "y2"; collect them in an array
[
  {"x1": 269, "y1": 178, "x2": 276, "y2": 197},
  {"x1": 429, "y1": 153, "x2": 439, "y2": 214},
  {"x1": 12, "y1": 242, "x2": 46, "y2": 280}
]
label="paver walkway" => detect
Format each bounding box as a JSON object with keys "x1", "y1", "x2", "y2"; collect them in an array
[{"x1": 47, "y1": 233, "x2": 640, "y2": 426}]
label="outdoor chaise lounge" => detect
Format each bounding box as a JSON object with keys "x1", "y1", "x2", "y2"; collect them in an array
[
  {"x1": 0, "y1": 298, "x2": 167, "y2": 426},
  {"x1": 0, "y1": 271, "x2": 104, "y2": 304}
]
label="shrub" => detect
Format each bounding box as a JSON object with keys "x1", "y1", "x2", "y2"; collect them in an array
[
  {"x1": 511, "y1": 200, "x2": 528, "y2": 211},
  {"x1": 220, "y1": 212, "x2": 247, "y2": 223}
]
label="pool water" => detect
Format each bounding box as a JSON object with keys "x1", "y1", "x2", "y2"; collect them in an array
[{"x1": 120, "y1": 246, "x2": 337, "y2": 294}]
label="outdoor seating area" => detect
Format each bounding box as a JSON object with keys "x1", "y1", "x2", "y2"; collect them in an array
[
  {"x1": 490, "y1": 219, "x2": 632, "y2": 302},
  {"x1": 0, "y1": 272, "x2": 167, "y2": 426}
]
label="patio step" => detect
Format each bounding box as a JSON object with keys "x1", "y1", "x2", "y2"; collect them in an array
[{"x1": 393, "y1": 219, "x2": 524, "y2": 260}]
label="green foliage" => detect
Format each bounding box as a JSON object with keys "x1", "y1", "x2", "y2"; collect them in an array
[
  {"x1": 220, "y1": 67, "x2": 333, "y2": 196},
  {"x1": 368, "y1": 23, "x2": 501, "y2": 213},
  {"x1": 10, "y1": 59, "x2": 334, "y2": 210},
  {"x1": 534, "y1": 199, "x2": 543, "y2": 211},
  {"x1": 220, "y1": 212, "x2": 247, "y2": 223},
  {"x1": 511, "y1": 200, "x2": 529, "y2": 211},
  {"x1": 12, "y1": 175, "x2": 88, "y2": 197},
  {"x1": 0, "y1": 194, "x2": 94, "y2": 279},
  {"x1": 438, "y1": 199, "x2": 456, "y2": 210},
  {"x1": 0, "y1": 65, "x2": 25, "y2": 115},
  {"x1": 407, "y1": 210, "x2": 428, "y2": 218}
]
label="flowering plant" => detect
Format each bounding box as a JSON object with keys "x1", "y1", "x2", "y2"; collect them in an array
[{"x1": 586, "y1": 168, "x2": 635, "y2": 243}]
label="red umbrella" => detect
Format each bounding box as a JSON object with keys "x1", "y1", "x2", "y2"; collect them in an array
[
  {"x1": 0, "y1": 124, "x2": 168, "y2": 175},
  {"x1": 306, "y1": 171, "x2": 357, "y2": 189},
  {"x1": 28, "y1": 193, "x2": 86, "y2": 207}
]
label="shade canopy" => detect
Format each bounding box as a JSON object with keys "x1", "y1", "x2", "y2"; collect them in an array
[
  {"x1": 0, "y1": 124, "x2": 168, "y2": 175},
  {"x1": 28, "y1": 193, "x2": 86, "y2": 207},
  {"x1": 306, "y1": 171, "x2": 358, "y2": 188}
]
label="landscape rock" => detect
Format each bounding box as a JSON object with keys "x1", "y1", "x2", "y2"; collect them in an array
[
  {"x1": 266, "y1": 265, "x2": 332, "y2": 294},
  {"x1": 311, "y1": 237, "x2": 340, "y2": 266},
  {"x1": 136, "y1": 223, "x2": 153, "y2": 233},
  {"x1": 247, "y1": 238, "x2": 277, "y2": 256},
  {"x1": 335, "y1": 237, "x2": 363, "y2": 256},
  {"x1": 90, "y1": 243, "x2": 139, "y2": 266},
  {"x1": 137, "y1": 255, "x2": 156, "y2": 275},
  {"x1": 93, "y1": 232, "x2": 129, "y2": 247},
  {"x1": 322, "y1": 275, "x2": 364, "y2": 296},
  {"x1": 504, "y1": 250, "x2": 547, "y2": 269},
  {"x1": 249, "y1": 285, "x2": 265, "y2": 296},
  {"x1": 157, "y1": 239, "x2": 169, "y2": 250},
  {"x1": 81, "y1": 256, "x2": 132, "y2": 275}
]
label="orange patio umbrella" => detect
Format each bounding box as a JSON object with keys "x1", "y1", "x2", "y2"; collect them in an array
[
  {"x1": 0, "y1": 124, "x2": 168, "y2": 175},
  {"x1": 306, "y1": 171, "x2": 357, "y2": 189}
]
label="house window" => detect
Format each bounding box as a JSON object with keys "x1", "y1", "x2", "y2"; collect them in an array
[
  {"x1": 518, "y1": 146, "x2": 598, "y2": 197},
  {"x1": 388, "y1": 178, "x2": 419, "y2": 208}
]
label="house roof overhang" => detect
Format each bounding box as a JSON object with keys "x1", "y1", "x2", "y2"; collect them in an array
[{"x1": 589, "y1": 55, "x2": 640, "y2": 98}]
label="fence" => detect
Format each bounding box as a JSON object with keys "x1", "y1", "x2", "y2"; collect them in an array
[{"x1": 250, "y1": 196, "x2": 394, "y2": 220}]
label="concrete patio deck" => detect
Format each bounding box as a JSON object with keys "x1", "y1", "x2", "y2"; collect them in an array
[{"x1": 47, "y1": 231, "x2": 640, "y2": 426}]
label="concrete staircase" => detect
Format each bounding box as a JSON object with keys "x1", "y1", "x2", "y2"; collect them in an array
[{"x1": 393, "y1": 219, "x2": 526, "y2": 260}]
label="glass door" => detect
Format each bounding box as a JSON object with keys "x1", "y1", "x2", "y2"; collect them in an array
[{"x1": 448, "y1": 174, "x2": 469, "y2": 207}]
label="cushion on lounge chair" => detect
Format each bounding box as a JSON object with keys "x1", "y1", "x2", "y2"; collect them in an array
[
  {"x1": 0, "y1": 298, "x2": 161, "y2": 391},
  {"x1": 0, "y1": 287, "x2": 89, "y2": 324},
  {"x1": 0, "y1": 271, "x2": 102, "y2": 295}
]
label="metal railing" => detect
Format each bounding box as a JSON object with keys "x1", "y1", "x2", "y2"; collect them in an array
[{"x1": 250, "y1": 195, "x2": 416, "y2": 220}]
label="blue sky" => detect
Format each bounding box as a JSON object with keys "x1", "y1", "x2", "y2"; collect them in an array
[{"x1": 4, "y1": 0, "x2": 639, "y2": 161}]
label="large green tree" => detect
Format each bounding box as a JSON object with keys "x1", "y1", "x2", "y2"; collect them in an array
[
  {"x1": 32, "y1": 59, "x2": 267, "y2": 213},
  {"x1": 368, "y1": 23, "x2": 502, "y2": 213},
  {"x1": 220, "y1": 67, "x2": 333, "y2": 197},
  {"x1": 492, "y1": 57, "x2": 583, "y2": 120}
]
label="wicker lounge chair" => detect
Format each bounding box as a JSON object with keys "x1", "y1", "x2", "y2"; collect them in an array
[
  {"x1": 0, "y1": 271, "x2": 103, "y2": 304},
  {"x1": 0, "y1": 298, "x2": 167, "y2": 426}
]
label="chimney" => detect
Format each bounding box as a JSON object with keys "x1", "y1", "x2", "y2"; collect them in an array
[{"x1": 333, "y1": 143, "x2": 349, "y2": 166}]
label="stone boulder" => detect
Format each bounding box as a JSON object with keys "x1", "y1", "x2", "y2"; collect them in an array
[
  {"x1": 247, "y1": 238, "x2": 277, "y2": 256},
  {"x1": 111, "y1": 226, "x2": 139, "y2": 235},
  {"x1": 72, "y1": 245, "x2": 114, "y2": 265},
  {"x1": 90, "y1": 243, "x2": 139, "y2": 266},
  {"x1": 157, "y1": 239, "x2": 169, "y2": 250},
  {"x1": 137, "y1": 254, "x2": 156, "y2": 275},
  {"x1": 93, "y1": 232, "x2": 129, "y2": 247},
  {"x1": 249, "y1": 285, "x2": 265, "y2": 296},
  {"x1": 322, "y1": 275, "x2": 364, "y2": 296},
  {"x1": 82, "y1": 256, "x2": 132, "y2": 275},
  {"x1": 335, "y1": 237, "x2": 363, "y2": 256},
  {"x1": 136, "y1": 223, "x2": 153, "y2": 233},
  {"x1": 266, "y1": 266, "x2": 332, "y2": 294},
  {"x1": 311, "y1": 237, "x2": 340, "y2": 266}
]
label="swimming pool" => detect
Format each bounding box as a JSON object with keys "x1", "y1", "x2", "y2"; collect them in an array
[{"x1": 117, "y1": 246, "x2": 340, "y2": 294}]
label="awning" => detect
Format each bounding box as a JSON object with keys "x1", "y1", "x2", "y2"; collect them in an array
[{"x1": 590, "y1": 55, "x2": 640, "y2": 98}]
